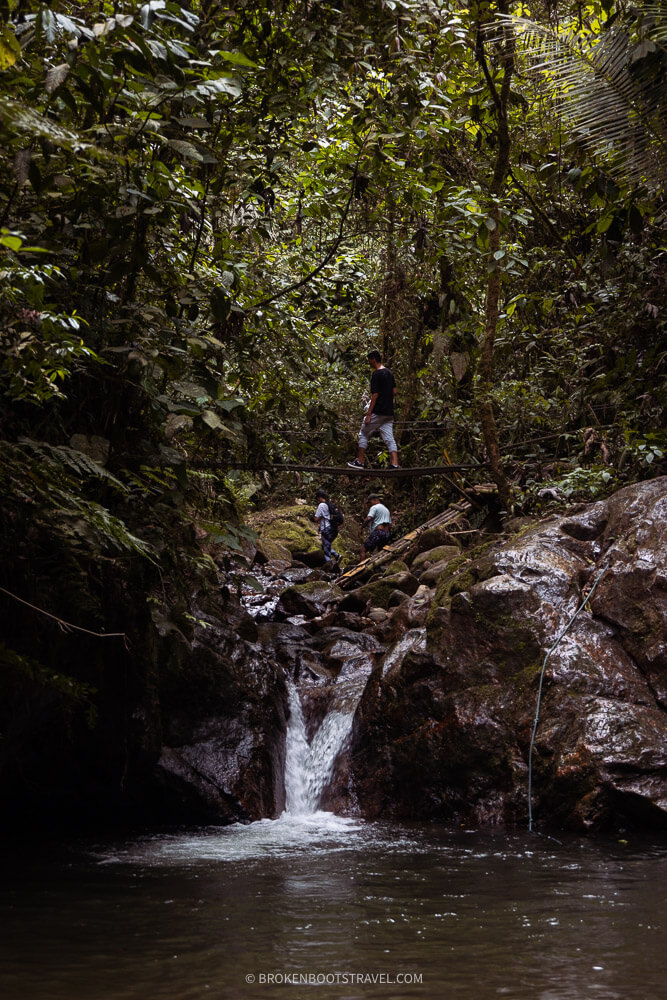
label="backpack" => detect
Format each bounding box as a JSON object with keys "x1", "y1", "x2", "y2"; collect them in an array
[{"x1": 327, "y1": 501, "x2": 344, "y2": 527}]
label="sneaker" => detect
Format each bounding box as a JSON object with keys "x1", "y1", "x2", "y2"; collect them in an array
[
  {"x1": 389, "y1": 464, "x2": 401, "y2": 470},
  {"x1": 347, "y1": 459, "x2": 364, "y2": 469}
]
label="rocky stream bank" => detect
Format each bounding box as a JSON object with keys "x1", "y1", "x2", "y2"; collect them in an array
[
  {"x1": 158, "y1": 476, "x2": 667, "y2": 835},
  {"x1": 3, "y1": 479, "x2": 666, "y2": 837}
]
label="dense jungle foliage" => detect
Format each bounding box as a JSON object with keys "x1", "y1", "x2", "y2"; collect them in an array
[{"x1": 0, "y1": 1, "x2": 665, "y2": 814}]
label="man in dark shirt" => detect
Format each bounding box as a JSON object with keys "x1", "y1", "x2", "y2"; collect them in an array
[{"x1": 348, "y1": 350, "x2": 399, "y2": 469}]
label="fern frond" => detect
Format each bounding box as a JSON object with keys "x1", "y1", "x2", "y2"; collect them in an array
[
  {"x1": 0, "y1": 98, "x2": 91, "y2": 151},
  {"x1": 0, "y1": 441, "x2": 156, "y2": 563},
  {"x1": 18, "y1": 438, "x2": 127, "y2": 492}
]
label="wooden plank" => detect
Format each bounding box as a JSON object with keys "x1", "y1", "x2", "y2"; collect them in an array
[
  {"x1": 337, "y1": 502, "x2": 475, "y2": 589},
  {"x1": 227, "y1": 462, "x2": 482, "y2": 477}
]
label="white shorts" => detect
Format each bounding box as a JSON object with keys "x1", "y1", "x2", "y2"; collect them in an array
[{"x1": 358, "y1": 414, "x2": 397, "y2": 452}]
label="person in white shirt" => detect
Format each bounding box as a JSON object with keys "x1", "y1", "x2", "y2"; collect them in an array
[
  {"x1": 361, "y1": 493, "x2": 392, "y2": 559},
  {"x1": 314, "y1": 488, "x2": 341, "y2": 564}
]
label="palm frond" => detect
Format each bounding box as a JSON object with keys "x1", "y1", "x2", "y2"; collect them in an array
[{"x1": 492, "y1": 5, "x2": 667, "y2": 190}]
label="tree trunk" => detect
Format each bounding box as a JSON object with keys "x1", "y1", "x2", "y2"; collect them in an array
[{"x1": 475, "y1": 9, "x2": 513, "y2": 511}]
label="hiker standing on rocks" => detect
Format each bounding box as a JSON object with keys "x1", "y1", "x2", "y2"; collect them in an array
[
  {"x1": 361, "y1": 493, "x2": 392, "y2": 560},
  {"x1": 348, "y1": 350, "x2": 400, "y2": 470},
  {"x1": 314, "y1": 488, "x2": 341, "y2": 566}
]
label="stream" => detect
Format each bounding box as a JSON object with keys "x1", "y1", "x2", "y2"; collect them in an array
[
  {"x1": 1, "y1": 570, "x2": 665, "y2": 999},
  {"x1": 1, "y1": 675, "x2": 666, "y2": 999},
  {"x1": 1, "y1": 821, "x2": 665, "y2": 1000}
]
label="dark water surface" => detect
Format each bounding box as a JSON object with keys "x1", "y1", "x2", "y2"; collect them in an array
[{"x1": 1, "y1": 814, "x2": 665, "y2": 1000}]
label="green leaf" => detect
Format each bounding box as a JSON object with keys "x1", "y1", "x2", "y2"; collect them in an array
[
  {"x1": 0, "y1": 25, "x2": 21, "y2": 70},
  {"x1": 45, "y1": 64, "x2": 70, "y2": 94},
  {"x1": 216, "y1": 50, "x2": 259, "y2": 69},
  {"x1": 201, "y1": 409, "x2": 224, "y2": 430},
  {"x1": 167, "y1": 139, "x2": 205, "y2": 162},
  {"x1": 0, "y1": 234, "x2": 22, "y2": 251}
]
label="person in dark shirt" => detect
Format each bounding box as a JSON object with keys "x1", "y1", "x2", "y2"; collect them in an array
[{"x1": 347, "y1": 350, "x2": 400, "y2": 469}]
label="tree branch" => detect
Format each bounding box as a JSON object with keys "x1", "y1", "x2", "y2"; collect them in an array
[{"x1": 245, "y1": 144, "x2": 364, "y2": 312}]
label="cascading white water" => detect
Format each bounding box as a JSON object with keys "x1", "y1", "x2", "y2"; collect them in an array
[
  {"x1": 283, "y1": 653, "x2": 373, "y2": 816},
  {"x1": 283, "y1": 683, "x2": 312, "y2": 815}
]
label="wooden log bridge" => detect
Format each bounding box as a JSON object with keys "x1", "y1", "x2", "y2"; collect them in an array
[
  {"x1": 229, "y1": 461, "x2": 481, "y2": 479},
  {"x1": 257, "y1": 462, "x2": 496, "y2": 510},
  {"x1": 336, "y1": 488, "x2": 496, "y2": 590}
]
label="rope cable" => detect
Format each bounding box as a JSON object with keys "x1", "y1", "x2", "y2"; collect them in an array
[
  {"x1": 0, "y1": 585, "x2": 128, "y2": 643},
  {"x1": 527, "y1": 564, "x2": 609, "y2": 833}
]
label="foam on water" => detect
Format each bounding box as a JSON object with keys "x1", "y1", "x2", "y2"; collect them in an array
[
  {"x1": 96, "y1": 666, "x2": 372, "y2": 867},
  {"x1": 95, "y1": 810, "x2": 366, "y2": 865}
]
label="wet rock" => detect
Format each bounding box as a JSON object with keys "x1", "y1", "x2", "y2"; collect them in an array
[
  {"x1": 410, "y1": 545, "x2": 460, "y2": 575},
  {"x1": 152, "y1": 593, "x2": 288, "y2": 824},
  {"x1": 388, "y1": 589, "x2": 409, "y2": 608},
  {"x1": 334, "y1": 611, "x2": 375, "y2": 632},
  {"x1": 420, "y1": 557, "x2": 463, "y2": 586},
  {"x1": 338, "y1": 478, "x2": 667, "y2": 835},
  {"x1": 279, "y1": 566, "x2": 313, "y2": 584},
  {"x1": 339, "y1": 571, "x2": 420, "y2": 612},
  {"x1": 312, "y1": 626, "x2": 382, "y2": 656},
  {"x1": 588, "y1": 482, "x2": 667, "y2": 702},
  {"x1": 308, "y1": 609, "x2": 373, "y2": 633},
  {"x1": 337, "y1": 588, "x2": 369, "y2": 613},
  {"x1": 276, "y1": 580, "x2": 343, "y2": 618},
  {"x1": 404, "y1": 524, "x2": 459, "y2": 562},
  {"x1": 255, "y1": 537, "x2": 293, "y2": 565},
  {"x1": 375, "y1": 587, "x2": 434, "y2": 642},
  {"x1": 264, "y1": 558, "x2": 292, "y2": 575}
]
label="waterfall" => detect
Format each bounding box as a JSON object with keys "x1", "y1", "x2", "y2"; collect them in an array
[
  {"x1": 283, "y1": 683, "x2": 313, "y2": 815},
  {"x1": 283, "y1": 653, "x2": 372, "y2": 816}
]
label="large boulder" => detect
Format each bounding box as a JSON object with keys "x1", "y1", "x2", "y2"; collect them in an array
[
  {"x1": 328, "y1": 478, "x2": 667, "y2": 834},
  {"x1": 410, "y1": 544, "x2": 461, "y2": 576},
  {"x1": 257, "y1": 507, "x2": 324, "y2": 566},
  {"x1": 152, "y1": 593, "x2": 288, "y2": 823},
  {"x1": 277, "y1": 580, "x2": 344, "y2": 618},
  {"x1": 248, "y1": 502, "x2": 358, "y2": 568},
  {"x1": 339, "y1": 571, "x2": 420, "y2": 612}
]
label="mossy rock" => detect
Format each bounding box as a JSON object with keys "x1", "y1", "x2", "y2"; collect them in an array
[
  {"x1": 429, "y1": 540, "x2": 501, "y2": 609},
  {"x1": 260, "y1": 509, "x2": 323, "y2": 565},
  {"x1": 385, "y1": 559, "x2": 409, "y2": 574},
  {"x1": 340, "y1": 571, "x2": 419, "y2": 611},
  {"x1": 388, "y1": 589, "x2": 410, "y2": 608},
  {"x1": 384, "y1": 570, "x2": 420, "y2": 595},
  {"x1": 430, "y1": 556, "x2": 477, "y2": 608},
  {"x1": 404, "y1": 525, "x2": 458, "y2": 562},
  {"x1": 339, "y1": 578, "x2": 397, "y2": 611},
  {"x1": 411, "y1": 545, "x2": 460, "y2": 574},
  {"x1": 256, "y1": 538, "x2": 293, "y2": 564},
  {"x1": 420, "y1": 557, "x2": 464, "y2": 586}
]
